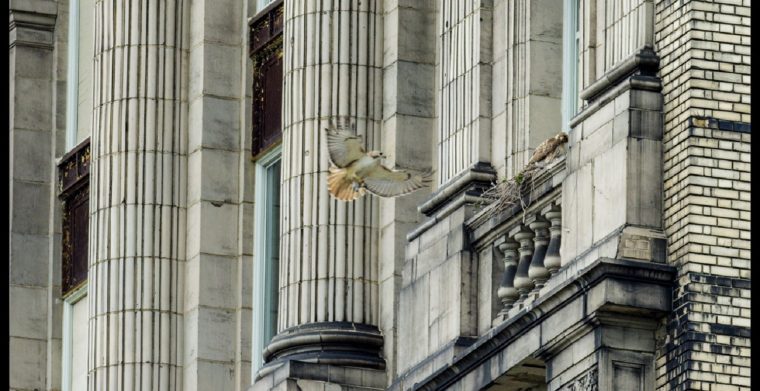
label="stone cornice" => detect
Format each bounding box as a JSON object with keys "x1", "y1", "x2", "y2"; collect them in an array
[
  {"x1": 579, "y1": 46, "x2": 660, "y2": 102},
  {"x1": 9, "y1": 1, "x2": 57, "y2": 49},
  {"x1": 418, "y1": 161, "x2": 497, "y2": 216}
]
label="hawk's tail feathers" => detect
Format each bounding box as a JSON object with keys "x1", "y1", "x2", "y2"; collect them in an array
[{"x1": 327, "y1": 166, "x2": 365, "y2": 201}]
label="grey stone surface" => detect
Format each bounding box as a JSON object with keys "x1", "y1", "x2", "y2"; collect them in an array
[{"x1": 9, "y1": 0, "x2": 751, "y2": 390}]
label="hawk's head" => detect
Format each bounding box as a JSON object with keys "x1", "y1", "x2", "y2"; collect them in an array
[
  {"x1": 554, "y1": 133, "x2": 569, "y2": 143},
  {"x1": 368, "y1": 150, "x2": 386, "y2": 160}
]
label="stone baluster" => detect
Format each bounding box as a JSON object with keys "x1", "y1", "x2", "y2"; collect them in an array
[
  {"x1": 543, "y1": 204, "x2": 562, "y2": 275},
  {"x1": 497, "y1": 239, "x2": 521, "y2": 315},
  {"x1": 511, "y1": 224, "x2": 535, "y2": 304},
  {"x1": 527, "y1": 215, "x2": 551, "y2": 291}
]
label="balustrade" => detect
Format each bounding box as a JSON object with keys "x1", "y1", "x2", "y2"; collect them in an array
[{"x1": 469, "y1": 156, "x2": 566, "y2": 324}]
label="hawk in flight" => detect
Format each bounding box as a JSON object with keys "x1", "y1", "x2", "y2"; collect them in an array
[{"x1": 325, "y1": 125, "x2": 432, "y2": 201}]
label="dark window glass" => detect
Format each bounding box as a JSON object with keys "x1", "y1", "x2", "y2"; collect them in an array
[
  {"x1": 59, "y1": 138, "x2": 90, "y2": 296},
  {"x1": 250, "y1": 0, "x2": 284, "y2": 158}
]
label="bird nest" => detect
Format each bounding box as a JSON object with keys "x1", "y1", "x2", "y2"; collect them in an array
[
  {"x1": 478, "y1": 163, "x2": 547, "y2": 222},
  {"x1": 478, "y1": 150, "x2": 568, "y2": 224}
]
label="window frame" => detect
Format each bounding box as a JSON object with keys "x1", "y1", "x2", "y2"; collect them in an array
[
  {"x1": 251, "y1": 145, "x2": 282, "y2": 377},
  {"x1": 61, "y1": 283, "x2": 88, "y2": 391},
  {"x1": 561, "y1": 0, "x2": 581, "y2": 132},
  {"x1": 58, "y1": 137, "x2": 91, "y2": 296},
  {"x1": 249, "y1": 0, "x2": 284, "y2": 159},
  {"x1": 66, "y1": 0, "x2": 81, "y2": 149}
]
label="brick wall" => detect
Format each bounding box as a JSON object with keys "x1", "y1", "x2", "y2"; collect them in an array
[{"x1": 655, "y1": 0, "x2": 751, "y2": 390}]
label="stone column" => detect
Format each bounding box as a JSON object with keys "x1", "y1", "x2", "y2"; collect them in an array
[
  {"x1": 261, "y1": 0, "x2": 385, "y2": 373},
  {"x1": 88, "y1": 1, "x2": 188, "y2": 389}
]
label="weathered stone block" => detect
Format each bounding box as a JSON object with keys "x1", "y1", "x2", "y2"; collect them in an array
[
  {"x1": 9, "y1": 285, "x2": 48, "y2": 340},
  {"x1": 592, "y1": 140, "x2": 627, "y2": 243},
  {"x1": 9, "y1": 337, "x2": 47, "y2": 390}
]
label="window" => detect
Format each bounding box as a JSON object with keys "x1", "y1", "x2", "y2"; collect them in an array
[
  {"x1": 249, "y1": 0, "x2": 284, "y2": 158},
  {"x1": 561, "y1": 0, "x2": 581, "y2": 131},
  {"x1": 250, "y1": 1, "x2": 284, "y2": 376},
  {"x1": 66, "y1": 0, "x2": 94, "y2": 149},
  {"x1": 255, "y1": 0, "x2": 276, "y2": 14},
  {"x1": 61, "y1": 2, "x2": 92, "y2": 386},
  {"x1": 59, "y1": 139, "x2": 90, "y2": 296},
  {"x1": 252, "y1": 146, "x2": 282, "y2": 375},
  {"x1": 61, "y1": 285, "x2": 88, "y2": 391}
]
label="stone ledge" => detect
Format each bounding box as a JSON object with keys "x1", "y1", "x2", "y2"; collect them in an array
[
  {"x1": 388, "y1": 336, "x2": 477, "y2": 391},
  {"x1": 569, "y1": 74, "x2": 662, "y2": 130},
  {"x1": 418, "y1": 162, "x2": 496, "y2": 217},
  {"x1": 251, "y1": 360, "x2": 387, "y2": 391},
  {"x1": 407, "y1": 257, "x2": 676, "y2": 390},
  {"x1": 579, "y1": 46, "x2": 660, "y2": 102}
]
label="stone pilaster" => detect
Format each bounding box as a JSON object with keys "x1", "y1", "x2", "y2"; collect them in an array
[
  {"x1": 88, "y1": 0, "x2": 188, "y2": 389},
  {"x1": 259, "y1": 0, "x2": 385, "y2": 377},
  {"x1": 9, "y1": 2, "x2": 60, "y2": 390},
  {"x1": 492, "y1": 0, "x2": 562, "y2": 177}
]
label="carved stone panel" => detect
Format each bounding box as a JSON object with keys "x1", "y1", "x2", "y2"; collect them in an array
[{"x1": 563, "y1": 366, "x2": 598, "y2": 391}]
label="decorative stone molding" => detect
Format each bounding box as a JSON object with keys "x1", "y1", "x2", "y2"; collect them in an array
[
  {"x1": 258, "y1": 322, "x2": 385, "y2": 379},
  {"x1": 9, "y1": 1, "x2": 57, "y2": 49},
  {"x1": 417, "y1": 161, "x2": 497, "y2": 219},
  {"x1": 407, "y1": 258, "x2": 675, "y2": 391},
  {"x1": 563, "y1": 366, "x2": 598, "y2": 391}
]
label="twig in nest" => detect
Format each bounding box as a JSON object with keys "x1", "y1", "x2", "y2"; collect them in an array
[{"x1": 478, "y1": 162, "x2": 548, "y2": 222}]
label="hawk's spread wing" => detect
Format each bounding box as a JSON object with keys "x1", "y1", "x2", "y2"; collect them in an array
[
  {"x1": 363, "y1": 165, "x2": 432, "y2": 198},
  {"x1": 326, "y1": 127, "x2": 366, "y2": 168}
]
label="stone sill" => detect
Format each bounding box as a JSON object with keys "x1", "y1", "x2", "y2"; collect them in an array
[
  {"x1": 406, "y1": 161, "x2": 496, "y2": 242},
  {"x1": 579, "y1": 46, "x2": 660, "y2": 102}
]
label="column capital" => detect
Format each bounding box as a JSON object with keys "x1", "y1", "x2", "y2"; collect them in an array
[{"x1": 9, "y1": 1, "x2": 57, "y2": 49}]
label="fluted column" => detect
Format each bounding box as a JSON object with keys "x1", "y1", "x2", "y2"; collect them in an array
[
  {"x1": 88, "y1": 1, "x2": 187, "y2": 390},
  {"x1": 511, "y1": 224, "x2": 535, "y2": 304},
  {"x1": 543, "y1": 204, "x2": 562, "y2": 275},
  {"x1": 262, "y1": 0, "x2": 384, "y2": 371},
  {"x1": 496, "y1": 239, "x2": 520, "y2": 315}
]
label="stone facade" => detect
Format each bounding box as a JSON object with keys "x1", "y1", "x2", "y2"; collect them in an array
[{"x1": 9, "y1": 1, "x2": 750, "y2": 391}]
